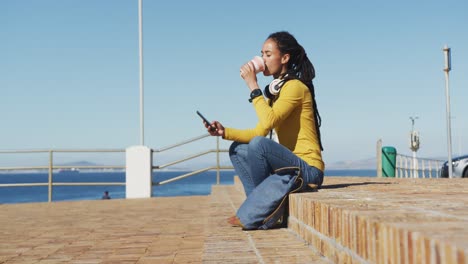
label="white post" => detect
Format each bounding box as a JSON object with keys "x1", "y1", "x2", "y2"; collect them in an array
[
  {"x1": 410, "y1": 156, "x2": 414, "y2": 178},
  {"x1": 443, "y1": 45, "x2": 453, "y2": 178},
  {"x1": 409, "y1": 117, "x2": 420, "y2": 178},
  {"x1": 400, "y1": 157, "x2": 404, "y2": 178},
  {"x1": 395, "y1": 155, "x2": 399, "y2": 178},
  {"x1": 126, "y1": 146, "x2": 152, "y2": 198},
  {"x1": 412, "y1": 151, "x2": 418, "y2": 178},
  {"x1": 421, "y1": 159, "x2": 425, "y2": 178},
  {"x1": 429, "y1": 160, "x2": 433, "y2": 178},
  {"x1": 404, "y1": 157, "x2": 408, "y2": 178}
]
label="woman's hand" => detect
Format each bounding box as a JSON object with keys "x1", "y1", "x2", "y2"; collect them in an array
[
  {"x1": 204, "y1": 120, "x2": 225, "y2": 137},
  {"x1": 240, "y1": 62, "x2": 259, "y2": 92}
]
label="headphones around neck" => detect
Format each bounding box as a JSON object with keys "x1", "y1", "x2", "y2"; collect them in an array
[{"x1": 264, "y1": 78, "x2": 286, "y2": 99}]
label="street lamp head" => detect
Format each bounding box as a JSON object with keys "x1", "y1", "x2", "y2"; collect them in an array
[
  {"x1": 443, "y1": 45, "x2": 451, "y2": 72},
  {"x1": 409, "y1": 116, "x2": 419, "y2": 129}
]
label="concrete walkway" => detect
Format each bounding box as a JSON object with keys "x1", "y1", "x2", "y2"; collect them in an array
[
  {"x1": 1, "y1": 176, "x2": 467, "y2": 263},
  {"x1": 1, "y1": 197, "x2": 210, "y2": 263},
  {"x1": 0, "y1": 185, "x2": 327, "y2": 263}
]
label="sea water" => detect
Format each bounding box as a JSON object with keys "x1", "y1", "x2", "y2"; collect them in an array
[{"x1": 0, "y1": 169, "x2": 376, "y2": 204}]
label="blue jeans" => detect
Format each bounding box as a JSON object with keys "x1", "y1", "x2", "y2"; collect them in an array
[
  {"x1": 229, "y1": 136, "x2": 324, "y2": 197},
  {"x1": 230, "y1": 137, "x2": 324, "y2": 229}
]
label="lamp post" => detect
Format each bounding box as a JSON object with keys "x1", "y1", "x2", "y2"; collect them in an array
[
  {"x1": 443, "y1": 45, "x2": 453, "y2": 178},
  {"x1": 138, "y1": 0, "x2": 145, "y2": 145},
  {"x1": 409, "y1": 116, "x2": 420, "y2": 178},
  {"x1": 126, "y1": 0, "x2": 151, "y2": 199}
]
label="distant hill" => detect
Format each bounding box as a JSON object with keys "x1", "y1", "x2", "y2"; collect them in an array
[{"x1": 59, "y1": 161, "x2": 100, "y2": 166}]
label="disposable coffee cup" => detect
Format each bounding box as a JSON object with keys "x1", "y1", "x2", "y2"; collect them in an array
[{"x1": 250, "y1": 56, "x2": 265, "y2": 73}]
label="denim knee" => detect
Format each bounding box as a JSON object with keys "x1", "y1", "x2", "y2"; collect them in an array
[
  {"x1": 248, "y1": 136, "x2": 268, "y2": 151},
  {"x1": 229, "y1": 141, "x2": 242, "y2": 156}
]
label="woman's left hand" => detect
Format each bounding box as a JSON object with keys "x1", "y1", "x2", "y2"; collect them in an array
[{"x1": 240, "y1": 62, "x2": 259, "y2": 91}]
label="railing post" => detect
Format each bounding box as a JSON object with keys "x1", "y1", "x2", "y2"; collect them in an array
[
  {"x1": 410, "y1": 157, "x2": 414, "y2": 178},
  {"x1": 376, "y1": 139, "x2": 382, "y2": 178},
  {"x1": 413, "y1": 154, "x2": 419, "y2": 178},
  {"x1": 411, "y1": 157, "x2": 414, "y2": 178},
  {"x1": 396, "y1": 156, "x2": 400, "y2": 178},
  {"x1": 398, "y1": 156, "x2": 402, "y2": 178},
  {"x1": 126, "y1": 146, "x2": 152, "y2": 198},
  {"x1": 428, "y1": 160, "x2": 432, "y2": 178},
  {"x1": 404, "y1": 157, "x2": 408, "y2": 178},
  {"x1": 216, "y1": 137, "x2": 220, "y2": 185},
  {"x1": 48, "y1": 150, "x2": 53, "y2": 202},
  {"x1": 395, "y1": 155, "x2": 403, "y2": 178},
  {"x1": 421, "y1": 160, "x2": 425, "y2": 178}
]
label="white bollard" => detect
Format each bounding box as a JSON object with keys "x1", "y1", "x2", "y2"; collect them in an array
[{"x1": 126, "y1": 145, "x2": 152, "y2": 198}]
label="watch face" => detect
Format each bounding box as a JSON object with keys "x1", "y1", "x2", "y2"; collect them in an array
[
  {"x1": 249, "y1": 89, "x2": 262, "y2": 102},
  {"x1": 252, "y1": 89, "x2": 262, "y2": 96}
]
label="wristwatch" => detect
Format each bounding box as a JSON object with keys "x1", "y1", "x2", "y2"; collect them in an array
[{"x1": 249, "y1": 89, "x2": 263, "y2": 103}]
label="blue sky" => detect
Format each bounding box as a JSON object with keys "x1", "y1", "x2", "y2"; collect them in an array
[{"x1": 1, "y1": 0, "x2": 467, "y2": 167}]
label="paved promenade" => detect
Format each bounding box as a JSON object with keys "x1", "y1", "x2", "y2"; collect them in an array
[
  {"x1": 1, "y1": 197, "x2": 211, "y2": 263},
  {"x1": 0, "y1": 184, "x2": 328, "y2": 263},
  {"x1": 1, "y1": 176, "x2": 467, "y2": 263}
]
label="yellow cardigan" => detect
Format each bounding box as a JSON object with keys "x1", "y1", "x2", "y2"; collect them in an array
[{"x1": 224, "y1": 79, "x2": 324, "y2": 171}]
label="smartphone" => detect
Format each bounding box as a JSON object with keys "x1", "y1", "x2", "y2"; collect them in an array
[{"x1": 196, "y1": 111, "x2": 216, "y2": 131}]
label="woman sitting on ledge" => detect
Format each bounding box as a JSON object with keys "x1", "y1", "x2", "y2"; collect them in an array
[{"x1": 203, "y1": 31, "x2": 324, "y2": 230}]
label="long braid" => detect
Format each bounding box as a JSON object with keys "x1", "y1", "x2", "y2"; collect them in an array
[
  {"x1": 268, "y1": 31, "x2": 324, "y2": 151},
  {"x1": 308, "y1": 82, "x2": 324, "y2": 151}
]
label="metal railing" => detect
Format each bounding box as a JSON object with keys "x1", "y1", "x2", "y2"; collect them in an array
[
  {"x1": 151, "y1": 134, "x2": 233, "y2": 185},
  {"x1": 0, "y1": 149, "x2": 126, "y2": 202},
  {"x1": 0, "y1": 134, "x2": 233, "y2": 202},
  {"x1": 395, "y1": 154, "x2": 444, "y2": 178}
]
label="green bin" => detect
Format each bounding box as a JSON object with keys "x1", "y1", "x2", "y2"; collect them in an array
[{"x1": 382, "y1": 146, "x2": 397, "y2": 177}]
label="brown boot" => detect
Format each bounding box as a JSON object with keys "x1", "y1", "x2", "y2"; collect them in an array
[{"x1": 227, "y1": 215, "x2": 243, "y2": 227}]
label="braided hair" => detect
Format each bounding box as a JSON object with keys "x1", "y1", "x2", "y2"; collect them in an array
[{"x1": 267, "y1": 31, "x2": 324, "y2": 151}]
